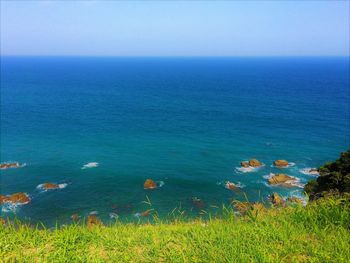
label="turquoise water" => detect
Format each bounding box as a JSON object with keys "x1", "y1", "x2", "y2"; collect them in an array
[{"x1": 1, "y1": 57, "x2": 349, "y2": 225}]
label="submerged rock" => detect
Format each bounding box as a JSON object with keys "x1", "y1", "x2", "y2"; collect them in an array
[
  {"x1": 143, "y1": 179, "x2": 157, "y2": 189},
  {"x1": 268, "y1": 173, "x2": 296, "y2": 187},
  {"x1": 0, "y1": 162, "x2": 20, "y2": 169},
  {"x1": 273, "y1": 160, "x2": 289, "y2": 167},
  {"x1": 191, "y1": 197, "x2": 206, "y2": 210},
  {"x1": 270, "y1": 192, "x2": 284, "y2": 206},
  {"x1": 0, "y1": 192, "x2": 30, "y2": 205},
  {"x1": 249, "y1": 159, "x2": 262, "y2": 167},
  {"x1": 71, "y1": 214, "x2": 80, "y2": 222},
  {"x1": 87, "y1": 214, "x2": 102, "y2": 228},
  {"x1": 241, "y1": 161, "x2": 249, "y2": 167}
]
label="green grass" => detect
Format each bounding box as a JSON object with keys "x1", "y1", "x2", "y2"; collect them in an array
[{"x1": 1, "y1": 198, "x2": 349, "y2": 262}]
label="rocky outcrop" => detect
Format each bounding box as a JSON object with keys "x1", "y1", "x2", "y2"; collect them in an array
[
  {"x1": 0, "y1": 218, "x2": 5, "y2": 226},
  {"x1": 241, "y1": 161, "x2": 249, "y2": 167},
  {"x1": 143, "y1": 179, "x2": 157, "y2": 189},
  {"x1": 42, "y1": 183, "x2": 60, "y2": 190},
  {"x1": 0, "y1": 193, "x2": 30, "y2": 205},
  {"x1": 0, "y1": 162, "x2": 20, "y2": 169},
  {"x1": 87, "y1": 214, "x2": 102, "y2": 228},
  {"x1": 234, "y1": 201, "x2": 265, "y2": 215},
  {"x1": 270, "y1": 192, "x2": 284, "y2": 206},
  {"x1": 241, "y1": 159, "x2": 262, "y2": 168},
  {"x1": 225, "y1": 181, "x2": 237, "y2": 190},
  {"x1": 268, "y1": 174, "x2": 296, "y2": 186},
  {"x1": 249, "y1": 159, "x2": 262, "y2": 167},
  {"x1": 287, "y1": 196, "x2": 303, "y2": 204},
  {"x1": 0, "y1": 195, "x2": 7, "y2": 205},
  {"x1": 273, "y1": 160, "x2": 289, "y2": 167}
]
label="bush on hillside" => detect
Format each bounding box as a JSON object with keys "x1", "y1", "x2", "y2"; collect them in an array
[{"x1": 305, "y1": 149, "x2": 350, "y2": 200}]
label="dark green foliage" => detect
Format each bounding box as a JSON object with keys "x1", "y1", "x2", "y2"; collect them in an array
[{"x1": 305, "y1": 149, "x2": 350, "y2": 200}]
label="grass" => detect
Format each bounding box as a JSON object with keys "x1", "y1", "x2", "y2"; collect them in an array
[{"x1": 1, "y1": 197, "x2": 349, "y2": 262}]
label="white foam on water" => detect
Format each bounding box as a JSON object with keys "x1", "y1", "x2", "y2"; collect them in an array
[
  {"x1": 299, "y1": 168, "x2": 319, "y2": 176},
  {"x1": 89, "y1": 211, "x2": 98, "y2": 215},
  {"x1": 235, "y1": 166, "x2": 256, "y2": 173},
  {"x1": 81, "y1": 162, "x2": 99, "y2": 169},
  {"x1": 134, "y1": 213, "x2": 141, "y2": 218},
  {"x1": 58, "y1": 183, "x2": 68, "y2": 189},
  {"x1": 109, "y1": 212, "x2": 119, "y2": 219},
  {"x1": 157, "y1": 181, "x2": 165, "y2": 187},
  {"x1": 235, "y1": 162, "x2": 265, "y2": 173}
]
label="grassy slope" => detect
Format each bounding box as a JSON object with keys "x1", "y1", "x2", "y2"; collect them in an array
[{"x1": 1, "y1": 198, "x2": 349, "y2": 263}]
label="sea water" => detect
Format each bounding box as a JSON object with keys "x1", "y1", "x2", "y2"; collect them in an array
[{"x1": 1, "y1": 57, "x2": 349, "y2": 225}]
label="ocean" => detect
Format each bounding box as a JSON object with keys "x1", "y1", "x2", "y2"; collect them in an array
[{"x1": 1, "y1": 57, "x2": 349, "y2": 225}]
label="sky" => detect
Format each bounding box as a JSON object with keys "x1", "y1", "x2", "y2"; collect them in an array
[{"x1": 0, "y1": 1, "x2": 349, "y2": 56}]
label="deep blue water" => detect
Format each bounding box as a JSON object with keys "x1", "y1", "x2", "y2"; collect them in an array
[{"x1": 1, "y1": 57, "x2": 349, "y2": 225}]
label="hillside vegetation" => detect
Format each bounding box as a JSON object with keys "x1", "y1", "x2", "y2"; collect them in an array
[{"x1": 1, "y1": 197, "x2": 349, "y2": 262}]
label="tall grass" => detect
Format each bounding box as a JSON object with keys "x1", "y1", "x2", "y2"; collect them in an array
[{"x1": 1, "y1": 197, "x2": 349, "y2": 262}]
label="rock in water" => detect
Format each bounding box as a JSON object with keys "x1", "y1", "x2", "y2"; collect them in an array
[
  {"x1": 249, "y1": 159, "x2": 262, "y2": 167},
  {"x1": 270, "y1": 192, "x2": 284, "y2": 206},
  {"x1": 241, "y1": 161, "x2": 249, "y2": 167},
  {"x1": 225, "y1": 181, "x2": 237, "y2": 190},
  {"x1": 273, "y1": 160, "x2": 289, "y2": 167},
  {"x1": 0, "y1": 195, "x2": 8, "y2": 205},
  {"x1": 191, "y1": 197, "x2": 206, "y2": 209},
  {"x1": 143, "y1": 179, "x2": 157, "y2": 189},
  {"x1": 268, "y1": 174, "x2": 296, "y2": 186},
  {"x1": 42, "y1": 183, "x2": 60, "y2": 190},
  {"x1": 87, "y1": 214, "x2": 102, "y2": 228},
  {"x1": 0, "y1": 162, "x2": 20, "y2": 169}
]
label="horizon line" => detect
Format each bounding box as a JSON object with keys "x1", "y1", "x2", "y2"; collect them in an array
[{"x1": 1, "y1": 55, "x2": 349, "y2": 58}]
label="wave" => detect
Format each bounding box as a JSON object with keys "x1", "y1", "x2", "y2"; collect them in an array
[
  {"x1": 157, "y1": 181, "x2": 165, "y2": 187},
  {"x1": 81, "y1": 162, "x2": 99, "y2": 169},
  {"x1": 299, "y1": 168, "x2": 319, "y2": 176}
]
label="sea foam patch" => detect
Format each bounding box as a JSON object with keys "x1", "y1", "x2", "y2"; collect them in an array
[{"x1": 82, "y1": 162, "x2": 99, "y2": 169}]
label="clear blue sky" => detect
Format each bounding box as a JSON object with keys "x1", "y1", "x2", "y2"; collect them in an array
[{"x1": 1, "y1": 1, "x2": 349, "y2": 56}]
